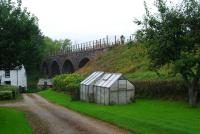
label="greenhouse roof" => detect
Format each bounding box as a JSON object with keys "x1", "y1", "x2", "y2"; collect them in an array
[
  {"x1": 94, "y1": 73, "x2": 122, "y2": 88},
  {"x1": 80, "y1": 71, "x2": 104, "y2": 85}
]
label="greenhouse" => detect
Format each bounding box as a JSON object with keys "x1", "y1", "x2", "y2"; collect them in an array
[
  {"x1": 80, "y1": 71, "x2": 135, "y2": 105},
  {"x1": 80, "y1": 71, "x2": 104, "y2": 102}
]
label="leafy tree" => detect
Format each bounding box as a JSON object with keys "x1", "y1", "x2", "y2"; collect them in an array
[
  {"x1": 0, "y1": 0, "x2": 43, "y2": 71},
  {"x1": 135, "y1": 0, "x2": 200, "y2": 106},
  {"x1": 42, "y1": 37, "x2": 72, "y2": 56},
  {"x1": 42, "y1": 36, "x2": 61, "y2": 56},
  {"x1": 60, "y1": 38, "x2": 71, "y2": 50}
]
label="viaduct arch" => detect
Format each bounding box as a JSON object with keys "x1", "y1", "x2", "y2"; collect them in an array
[{"x1": 41, "y1": 47, "x2": 108, "y2": 77}]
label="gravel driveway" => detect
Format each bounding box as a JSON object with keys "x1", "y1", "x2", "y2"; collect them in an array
[{"x1": 0, "y1": 93, "x2": 131, "y2": 134}]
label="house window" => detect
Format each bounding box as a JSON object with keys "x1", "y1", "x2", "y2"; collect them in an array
[
  {"x1": 5, "y1": 81, "x2": 11, "y2": 85},
  {"x1": 5, "y1": 70, "x2": 10, "y2": 78}
]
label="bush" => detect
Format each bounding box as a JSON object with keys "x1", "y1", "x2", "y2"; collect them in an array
[
  {"x1": 0, "y1": 85, "x2": 19, "y2": 100},
  {"x1": 0, "y1": 91, "x2": 13, "y2": 100},
  {"x1": 131, "y1": 80, "x2": 189, "y2": 101},
  {"x1": 53, "y1": 73, "x2": 84, "y2": 91},
  {"x1": 53, "y1": 73, "x2": 85, "y2": 101},
  {"x1": 53, "y1": 73, "x2": 84, "y2": 94}
]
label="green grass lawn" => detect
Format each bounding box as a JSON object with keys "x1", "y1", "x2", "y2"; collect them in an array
[
  {"x1": 0, "y1": 107, "x2": 34, "y2": 134},
  {"x1": 39, "y1": 89, "x2": 200, "y2": 134}
]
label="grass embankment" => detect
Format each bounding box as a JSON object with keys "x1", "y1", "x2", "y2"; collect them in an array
[
  {"x1": 39, "y1": 89, "x2": 200, "y2": 134},
  {"x1": 0, "y1": 107, "x2": 34, "y2": 134},
  {"x1": 78, "y1": 44, "x2": 179, "y2": 80}
]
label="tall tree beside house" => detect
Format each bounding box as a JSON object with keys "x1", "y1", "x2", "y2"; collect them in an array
[
  {"x1": 0, "y1": 0, "x2": 43, "y2": 71},
  {"x1": 135, "y1": 0, "x2": 200, "y2": 107}
]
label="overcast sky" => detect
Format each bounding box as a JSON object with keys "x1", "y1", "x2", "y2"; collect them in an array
[{"x1": 21, "y1": 0, "x2": 172, "y2": 43}]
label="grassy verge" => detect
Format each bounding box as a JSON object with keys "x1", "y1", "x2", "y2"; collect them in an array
[
  {"x1": 77, "y1": 44, "x2": 180, "y2": 80},
  {"x1": 39, "y1": 89, "x2": 200, "y2": 134},
  {"x1": 0, "y1": 107, "x2": 34, "y2": 134}
]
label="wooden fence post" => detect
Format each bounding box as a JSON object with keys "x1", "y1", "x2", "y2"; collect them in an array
[
  {"x1": 106, "y1": 35, "x2": 109, "y2": 46},
  {"x1": 93, "y1": 41, "x2": 95, "y2": 50},
  {"x1": 99, "y1": 39, "x2": 101, "y2": 48},
  {"x1": 115, "y1": 35, "x2": 117, "y2": 45}
]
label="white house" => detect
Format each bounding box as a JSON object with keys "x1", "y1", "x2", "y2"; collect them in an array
[{"x1": 0, "y1": 65, "x2": 27, "y2": 89}]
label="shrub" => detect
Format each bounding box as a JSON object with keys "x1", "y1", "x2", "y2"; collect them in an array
[
  {"x1": 53, "y1": 73, "x2": 84, "y2": 91},
  {"x1": 131, "y1": 80, "x2": 189, "y2": 101},
  {"x1": 0, "y1": 91, "x2": 13, "y2": 100},
  {"x1": 53, "y1": 73, "x2": 85, "y2": 101},
  {"x1": 0, "y1": 85, "x2": 19, "y2": 99}
]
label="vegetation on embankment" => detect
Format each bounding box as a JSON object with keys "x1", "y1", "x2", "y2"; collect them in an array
[
  {"x1": 0, "y1": 108, "x2": 34, "y2": 134},
  {"x1": 77, "y1": 43, "x2": 180, "y2": 80},
  {"x1": 39, "y1": 89, "x2": 200, "y2": 134}
]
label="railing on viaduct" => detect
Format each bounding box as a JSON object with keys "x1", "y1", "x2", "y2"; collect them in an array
[{"x1": 48, "y1": 35, "x2": 133, "y2": 57}]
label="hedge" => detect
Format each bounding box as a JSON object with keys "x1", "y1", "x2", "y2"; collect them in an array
[
  {"x1": 0, "y1": 85, "x2": 19, "y2": 100},
  {"x1": 131, "y1": 80, "x2": 190, "y2": 101}
]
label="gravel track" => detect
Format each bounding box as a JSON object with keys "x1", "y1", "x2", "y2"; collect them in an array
[{"x1": 0, "y1": 93, "x2": 131, "y2": 134}]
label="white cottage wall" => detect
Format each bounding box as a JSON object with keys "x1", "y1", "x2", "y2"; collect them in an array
[{"x1": 0, "y1": 66, "x2": 27, "y2": 89}]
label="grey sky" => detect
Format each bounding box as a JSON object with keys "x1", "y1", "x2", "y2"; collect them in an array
[{"x1": 21, "y1": 0, "x2": 175, "y2": 43}]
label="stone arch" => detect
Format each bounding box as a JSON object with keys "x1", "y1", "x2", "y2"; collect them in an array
[
  {"x1": 42, "y1": 61, "x2": 49, "y2": 75},
  {"x1": 79, "y1": 58, "x2": 90, "y2": 68},
  {"x1": 51, "y1": 60, "x2": 60, "y2": 77},
  {"x1": 62, "y1": 59, "x2": 74, "y2": 73}
]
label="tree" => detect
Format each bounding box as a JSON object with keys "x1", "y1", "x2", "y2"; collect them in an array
[
  {"x1": 0, "y1": 0, "x2": 43, "y2": 71},
  {"x1": 60, "y1": 38, "x2": 71, "y2": 50},
  {"x1": 42, "y1": 36, "x2": 61, "y2": 56},
  {"x1": 135, "y1": 0, "x2": 200, "y2": 106},
  {"x1": 42, "y1": 37, "x2": 72, "y2": 56}
]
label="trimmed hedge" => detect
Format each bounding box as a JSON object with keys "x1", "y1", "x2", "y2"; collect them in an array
[
  {"x1": 131, "y1": 80, "x2": 190, "y2": 101},
  {"x1": 0, "y1": 85, "x2": 19, "y2": 100}
]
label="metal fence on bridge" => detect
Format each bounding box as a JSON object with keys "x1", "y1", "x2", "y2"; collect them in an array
[{"x1": 48, "y1": 35, "x2": 134, "y2": 57}]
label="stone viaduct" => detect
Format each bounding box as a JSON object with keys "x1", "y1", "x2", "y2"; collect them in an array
[
  {"x1": 41, "y1": 44, "x2": 109, "y2": 77},
  {"x1": 41, "y1": 35, "x2": 133, "y2": 77}
]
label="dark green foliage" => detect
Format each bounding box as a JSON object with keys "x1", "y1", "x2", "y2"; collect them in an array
[
  {"x1": 25, "y1": 88, "x2": 43, "y2": 93},
  {"x1": 70, "y1": 88, "x2": 80, "y2": 101},
  {"x1": 0, "y1": 91, "x2": 12, "y2": 100},
  {"x1": 0, "y1": 0, "x2": 43, "y2": 70},
  {"x1": 0, "y1": 85, "x2": 19, "y2": 100},
  {"x1": 135, "y1": 0, "x2": 200, "y2": 106},
  {"x1": 132, "y1": 80, "x2": 190, "y2": 100}
]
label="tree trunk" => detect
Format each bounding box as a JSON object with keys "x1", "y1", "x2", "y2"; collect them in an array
[{"x1": 188, "y1": 80, "x2": 198, "y2": 107}]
